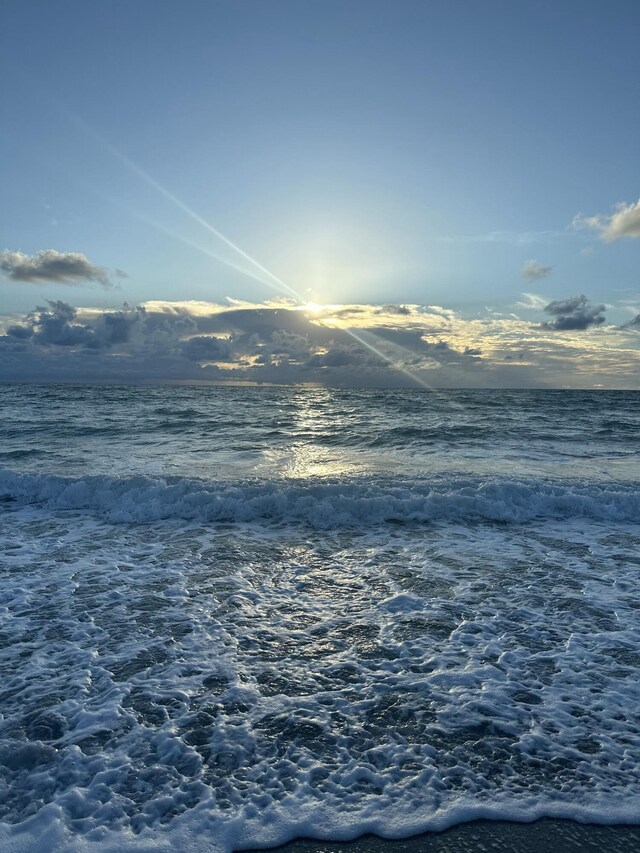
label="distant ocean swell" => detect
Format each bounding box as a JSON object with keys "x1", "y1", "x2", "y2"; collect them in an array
[{"x1": 1, "y1": 468, "x2": 638, "y2": 526}]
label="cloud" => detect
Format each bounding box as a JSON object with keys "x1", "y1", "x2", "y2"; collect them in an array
[
  {"x1": 0, "y1": 299, "x2": 486, "y2": 387},
  {"x1": 181, "y1": 335, "x2": 231, "y2": 361},
  {"x1": 541, "y1": 295, "x2": 606, "y2": 331},
  {"x1": 572, "y1": 199, "x2": 640, "y2": 242},
  {"x1": 515, "y1": 292, "x2": 549, "y2": 310},
  {"x1": 6, "y1": 301, "x2": 155, "y2": 350},
  {"x1": 30, "y1": 300, "x2": 94, "y2": 346},
  {"x1": 305, "y1": 348, "x2": 357, "y2": 369},
  {"x1": 1, "y1": 298, "x2": 639, "y2": 388},
  {"x1": 622, "y1": 314, "x2": 640, "y2": 330},
  {"x1": 6, "y1": 324, "x2": 33, "y2": 339},
  {"x1": 0, "y1": 249, "x2": 113, "y2": 287},
  {"x1": 521, "y1": 259, "x2": 552, "y2": 280}
]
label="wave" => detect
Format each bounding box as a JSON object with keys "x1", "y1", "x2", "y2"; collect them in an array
[{"x1": 0, "y1": 468, "x2": 638, "y2": 527}]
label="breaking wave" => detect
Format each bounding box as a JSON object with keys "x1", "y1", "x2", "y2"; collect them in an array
[{"x1": 1, "y1": 468, "x2": 638, "y2": 526}]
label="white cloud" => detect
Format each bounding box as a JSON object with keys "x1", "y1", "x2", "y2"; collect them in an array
[
  {"x1": 515, "y1": 292, "x2": 549, "y2": 310},
  {"x1": 572, "y1": 198, "x2": 640, "y2": 242}
]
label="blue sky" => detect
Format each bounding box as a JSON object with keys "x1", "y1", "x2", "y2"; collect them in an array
[{"x1": 1, "y1": 1, "x2": 639, "y2": 386}]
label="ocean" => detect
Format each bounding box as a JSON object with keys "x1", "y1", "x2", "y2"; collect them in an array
[{"x1": 1, "y1": 385, "x2": 639, "y2": 852}]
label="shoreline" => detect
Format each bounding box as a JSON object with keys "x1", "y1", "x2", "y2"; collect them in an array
[{"x1": 246, "y1": 819, "x2": 640, "y2": 853}]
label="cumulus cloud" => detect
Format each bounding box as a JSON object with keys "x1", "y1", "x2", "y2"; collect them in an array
[
  {"x1": 572, "y1": 199, "x2": 640, "y2": 242},
  {"x1": 6, "y1": 324, "x2": 33, "y2": 339},
  {"x1": 0, "y1": 249, "x2": 113, "y2": 287},
  {"x1": 31, "y1": 301, "x2": 130, "y2": 347},
  {"x1": 5, "y1": 300, "x2": 170, "y2": 351},
  {"x1": 181, "y1": 335, "x2": 231, "y2": 361},
  {"x1": 521, "y1": 259, "x2": 552, "y2": 280},
  {"x1": 541, "y1": 295, "x2": 606, "y2": 331},
  {"x1": 0, "y1": 299, "x2": 486, "y2": 386}
]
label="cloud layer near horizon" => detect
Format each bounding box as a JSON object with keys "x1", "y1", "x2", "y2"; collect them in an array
[{"x1": 1, "y1": 297, "x2": 639, "y2": 389}]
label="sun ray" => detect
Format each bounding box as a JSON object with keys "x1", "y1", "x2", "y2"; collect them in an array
[
  {"x1": 51, "y1": 100, "x2": 462, "y2": 396},
  {"x1": 52, "y1": 100, "x2": 299, "y2": 300}
]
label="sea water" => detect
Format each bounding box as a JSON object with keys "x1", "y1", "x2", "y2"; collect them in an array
[{"x1": 0, "y1": 385, "x2": 639, "y2": 852}]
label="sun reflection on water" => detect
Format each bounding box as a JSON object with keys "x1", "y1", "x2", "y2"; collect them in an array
[{"x1": 262, "y1": 388, "x2": 373, "y2": 480}]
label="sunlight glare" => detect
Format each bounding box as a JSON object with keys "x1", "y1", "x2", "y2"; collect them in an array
[{"x1": 57, "y1": 103, "x2": 464, "y2": 398}]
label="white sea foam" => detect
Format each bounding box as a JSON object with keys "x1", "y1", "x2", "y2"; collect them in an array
[
  {"x1": 1, "y1": 507, "x2": 639, "y2": 851},
  {"x1": 0, "y1": 468, "x2": 638, "y2": 527},
  {"x1": 1, "y1": 387, "x2": 639, "y2": 850}
]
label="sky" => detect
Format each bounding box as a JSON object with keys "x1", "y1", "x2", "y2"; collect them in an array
[{"x1": 1, "y1": 0, "x2": 639, "y2": 388}]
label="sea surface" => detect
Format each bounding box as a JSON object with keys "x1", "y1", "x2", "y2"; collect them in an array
[{"x1": 1, "y1": 385, "x2": 639, "y2": 852}]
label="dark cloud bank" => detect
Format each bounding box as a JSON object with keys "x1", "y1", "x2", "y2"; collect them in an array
[
  {"x1": 0, "y1": 300, "x2": 484, "y2": 387},
  {"x1": 0, "y1": 294, "x2": 633, "y2": 387}
]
